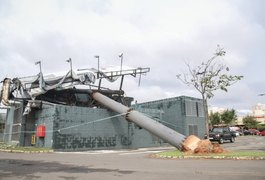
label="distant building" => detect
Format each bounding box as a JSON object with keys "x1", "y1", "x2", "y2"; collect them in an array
[
  {"x1": 208, "y1": 104, "x2": 265, "y2": 126},
  {"x1": 235, "y1": 116, "x2": 244, "y2": 126},
  {"x1": 208, "y1": 106, "x2": 227, "y2": 114},
  {"x1": 252, "y1": 103, "x2": 265, "y2": 124}
]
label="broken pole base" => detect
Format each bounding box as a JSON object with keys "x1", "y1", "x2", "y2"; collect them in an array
[{"x1": 182, "y1": 135, "x2": 224, "y2": 154}]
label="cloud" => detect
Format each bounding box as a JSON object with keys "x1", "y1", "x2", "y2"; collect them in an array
[{"x1": 0, "y1": 0, "x2": 265, "y2": 114}]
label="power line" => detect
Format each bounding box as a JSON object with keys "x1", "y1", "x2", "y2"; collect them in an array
[{"x1": 4, "y1": 113, "x2": 126, "y2": 135}]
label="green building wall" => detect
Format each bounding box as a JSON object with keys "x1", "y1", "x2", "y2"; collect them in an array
[
  {"x1": 135, "y1": 96, "x2": 206, "y2": 138},
  {"x1": 28, "y1": 104, "x2": 162, "y2": 151},
  {"x1": 6, "y1": 95, "x2": 205, "y2": 151}
]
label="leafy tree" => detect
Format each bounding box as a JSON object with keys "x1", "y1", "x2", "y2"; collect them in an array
[
  {"x1": 221, "y1": 109, "x2": 237, "y2": 125},
  {"x1": 176, "y1": 46, "x2": 243, "y2": 137},
  {"x1": 243, "y1": 116, "x2": 259, "y2": 129},
  {"x1": 209, "y1": 112, "x2": 221, "y2": 126}
]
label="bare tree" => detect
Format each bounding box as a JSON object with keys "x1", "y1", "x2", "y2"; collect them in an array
[{"x1": 176, "y1": 46, "x2": 243, "y2": 137}]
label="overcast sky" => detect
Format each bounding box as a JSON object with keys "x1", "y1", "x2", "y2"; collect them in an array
[{"x1": 0, "y1": 0, "x2": 265, "y2": 115}]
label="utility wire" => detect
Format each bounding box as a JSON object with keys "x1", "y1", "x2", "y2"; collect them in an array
[{"x1": 4, "y1": 113, "x2": 126, "y2": 135}]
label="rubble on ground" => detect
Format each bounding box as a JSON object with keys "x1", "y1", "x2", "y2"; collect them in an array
[{"x1": 182, "y1": 135, "x2": 225, "y2": 154}]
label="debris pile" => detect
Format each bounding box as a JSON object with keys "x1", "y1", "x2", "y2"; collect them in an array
[{"x1": 182, "y1": 135, "x2": 224, "y2": 154}]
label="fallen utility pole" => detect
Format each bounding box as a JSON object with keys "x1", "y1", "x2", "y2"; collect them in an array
[{"x1": 92, "y1": 92, "x2": 188, "y2": 150}]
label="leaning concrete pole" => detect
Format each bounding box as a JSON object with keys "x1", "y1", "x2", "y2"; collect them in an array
[{"x1": 92, "y1": 92, "x2": 187, "y2": 150}]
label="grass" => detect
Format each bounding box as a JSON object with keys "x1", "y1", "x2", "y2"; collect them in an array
[
  {"x1": 156, "y1": 150, "x2": 265, "y2": 160},
  {"x1": 0, "y1": 142, "x2": 53, "y2": 152},
  {"x1": 221, "y1": 151, "x2": 265, "y2": 158}
]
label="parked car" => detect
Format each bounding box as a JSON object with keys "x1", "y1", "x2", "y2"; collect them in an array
[
  {"x1": 231, "y1": 131, "x2": 240, "y2": 137},
  {"x1": 249, "y1": 129, "x2": 260, "y2": 135},
  {"x1": 209, "y1": 127, "x2": 235, "y2": 144},
  {"x1": 243, "y1": 130, "x2": 251, "y2": 135},
  {"x1": 258, "y1": 130, "x2": 265, "y2": 136},
  {"x1": 238, "y1": 131, "x2": 243, "y2": 136},
  {"x1": 243, "y1": 129, "x2": 260, "y2": 135}
]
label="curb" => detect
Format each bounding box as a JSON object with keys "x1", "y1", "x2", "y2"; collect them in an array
[
  {"x1": 155, "y1": 155, "x2": 265, "y2": 160},
  {"x1": 0, "y1": 149, "x2": 54, "y2": 153}
]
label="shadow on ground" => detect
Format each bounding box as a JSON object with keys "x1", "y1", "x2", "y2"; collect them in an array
[{"x1": 0, "y1": 159, "x2": 134, "y2": 179}]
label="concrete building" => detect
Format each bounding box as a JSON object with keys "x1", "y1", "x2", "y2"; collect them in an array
[
  {"x1": 252, "y1": 103, "x2": 265, "y2": 124},
  {"x1": 3, "y1": 95, "x2": 205, "y2": 151},
  {"x1": 208, "y1": 106, "x2": 227, "y2": 114}
]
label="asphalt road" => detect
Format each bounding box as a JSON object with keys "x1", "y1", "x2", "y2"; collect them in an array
[
  {"x1": 0, "y1": 136, "x2": 265, "y2": 180},
  {"x1": 222, "y1": 135, "x2": 265, "y2": 151}
]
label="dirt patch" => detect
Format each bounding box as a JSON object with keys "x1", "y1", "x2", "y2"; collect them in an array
[
  {"x1": 182, "y1": 135, "x2": 225, "y2": 154},
  {"x1": 211, "y1": 143, "x2": 225, "y2": 153}
]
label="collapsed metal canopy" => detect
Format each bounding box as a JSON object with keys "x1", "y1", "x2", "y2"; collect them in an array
[{"x1": 0, "y1": 66, "x2": 150, "y2": 107}]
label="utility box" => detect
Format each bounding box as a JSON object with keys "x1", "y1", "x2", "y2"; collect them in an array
[{"x1": 36, "y1": 125, "x2": 46, "y2": 137}]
